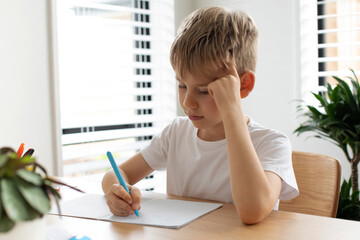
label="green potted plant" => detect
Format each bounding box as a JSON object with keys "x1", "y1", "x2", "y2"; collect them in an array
[
  {"x1": 0, "y1": 146, "x2": 83, "y2": 239},
  {"x1": 294, "y1": 69, "x2": 360, "y2": 220}
]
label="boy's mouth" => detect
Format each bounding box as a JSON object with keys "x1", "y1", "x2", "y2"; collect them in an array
[{"x1": 188, "y1": 115, "x2": 204, "y2": 121}]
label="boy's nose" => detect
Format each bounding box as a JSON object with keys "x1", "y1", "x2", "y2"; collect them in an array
[{"x1": 183, "y1": 92, "x2": 198, "y2": 109}]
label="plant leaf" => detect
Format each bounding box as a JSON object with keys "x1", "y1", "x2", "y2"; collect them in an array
[
  {"x1": 18, "y1": 155, "x2": 36, "y2": 165},
  {"x1": 340, "y1": 179, "x2": 349, "y2": 199},
  {"x1": 327, "y1": 83, "x2": 333, "y2": 95},
  {"x1": 307, "y1": 105, "x2": 322, "y2": 118},
  {"x1": 319, "y1": 117, "x2": 343, "y2": 128},
  {"x1": 26, "y1": 205, "x2": 42, "y2": 221},
  {"x1": 0, "y1": 178, "x2": 29, "y2": 222},
  {"x1": 33, "y1": 162, "x2": 47, "y2": 175},
  {"x1": 335, "y1": 77, "x2": 358, "y2": 109},
  {"x1": 0, "y1": 154, "x2": 8, "y2": 168},
  {"x1": 0, "y1": 214, "x2": 15, "y2": 233},
  {"x1": 351, "y1": 190, "x2": 360, "y2": 203},
  {"x1": 16, "y1": 169, "x2": 42, "y2": 186},
  {"x1": 0, "y1": 191, "x2": 2, "y2": 220},
  {"x1": 14, "y1": 176, "x2": 51, "y2": 214},
  {"x1": 45, "y1": 187, "x2": 62, "y2": 216},
  {"x1": 0, "y1": 147, "x2": 15, "y2": 155},
  {"x1": 346, "y1": 178, "x2": 352, "y2": 198},
  {"x1": 45, "y1": 177, "x2": 84, "y2": 193},
  {"x1": 330, "y1": 86, "x2": 340, "y2": 103},
  {"x1": 312, "y1": 92, "x2": 328, "y2": 107},
  {"x1": 43, "y1": 179, "x2": 62, "y2": 200}
]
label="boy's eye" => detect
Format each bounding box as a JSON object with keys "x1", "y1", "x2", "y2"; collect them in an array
[
  {"x1": 178, "y1": 84, "x2": 186, "y2": 89},
  {"x1": 198, "y1": 89, "x2": 209, "y2": 95}
]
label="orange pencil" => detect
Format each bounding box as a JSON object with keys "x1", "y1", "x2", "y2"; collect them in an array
[{"x1": 17, "y1": 143, "x2": 25, "y2": 158}]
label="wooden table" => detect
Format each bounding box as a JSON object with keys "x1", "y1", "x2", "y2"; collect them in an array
[{"x1": 46, "y1": 190, "x2": 360, "y2": 240}]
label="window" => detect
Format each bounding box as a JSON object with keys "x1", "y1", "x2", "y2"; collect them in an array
[
  {"x1": 54, "y1": 0, "x2": 175, "y2": 191},
  {"x1": 300, "y1": 0, "x2": 360, "y2": 103}
]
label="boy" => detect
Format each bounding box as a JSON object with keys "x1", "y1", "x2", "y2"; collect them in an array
[{"x1": 102, "y1": 6, "x2": 298, "y2": 224}]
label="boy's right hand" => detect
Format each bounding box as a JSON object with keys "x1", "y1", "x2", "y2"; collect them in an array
[
  {"x1": 207, "y1": 64, "x2": 242, "y2": 115},
  {"x1": 104, "y1": 184, "x2": 141, "y2": 216}
]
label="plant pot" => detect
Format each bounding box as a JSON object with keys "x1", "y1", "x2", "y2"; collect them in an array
[{"x1": 0, "y1": 217, "x2": 46, "y2": 240}]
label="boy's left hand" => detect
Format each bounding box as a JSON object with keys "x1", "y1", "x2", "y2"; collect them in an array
[{"x1": 207, "y1": 64, "x2": 242, "y2": 114}]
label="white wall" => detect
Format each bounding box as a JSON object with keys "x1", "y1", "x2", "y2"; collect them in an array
[
  {"x1": 0, "y1": 0, "x2": 61, "y2": 175},
  {"x1": 175, "y1": 0, "x2": 351, "y2": 180}
]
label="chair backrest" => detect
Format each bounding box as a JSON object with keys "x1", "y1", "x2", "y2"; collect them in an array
[{"x1": 279, "y1": 151, "x2": 341, "y2": 217}]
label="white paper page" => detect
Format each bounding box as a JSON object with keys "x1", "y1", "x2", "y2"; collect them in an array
[
  {"x1": 46, "y1": 225, "x2": 73, "y2": 240},
  {"x1": 48, "y1": 194, "x2": 222, "y2": 229}
]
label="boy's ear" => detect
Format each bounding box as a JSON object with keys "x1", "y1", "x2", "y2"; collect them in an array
[{"x1": 240, "y1": 71, "x2": 255, "y2": 98}]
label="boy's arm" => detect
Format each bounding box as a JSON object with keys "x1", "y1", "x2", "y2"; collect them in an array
[
  {"x1": 222, "y1": 105, "x2": 281, "y2": 224},
  {"x1": 102, "y1": 152, "x2": 154, "y2": 216},
  {"x1": 208, "y1": 66, "x2": 281, "y2": 224}
]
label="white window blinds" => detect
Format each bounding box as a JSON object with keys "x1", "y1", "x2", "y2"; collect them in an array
[
  {"x1": 55, "y1": 0, "x2": 176, "y2": 177},
  {"x1": 300, "y1": 0, "x2": 360, "y2": 103}
]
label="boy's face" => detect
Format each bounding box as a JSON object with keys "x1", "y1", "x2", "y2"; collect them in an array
[{"x1": 176, "y1": 67, "x2": 228, "y2": 140}]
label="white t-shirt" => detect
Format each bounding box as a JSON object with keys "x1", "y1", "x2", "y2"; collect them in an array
[{"x1": 140, "y1": 117, "x2": 299, "y2": 208}]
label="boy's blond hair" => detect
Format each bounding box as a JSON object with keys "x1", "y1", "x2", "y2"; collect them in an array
[{"x1": 170, "y1": 6, "x2": 258, "y2": 78}]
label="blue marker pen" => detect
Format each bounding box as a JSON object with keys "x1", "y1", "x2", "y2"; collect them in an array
[{"x1": 106, "y1": 151, "x2": 139, "y2": 216}]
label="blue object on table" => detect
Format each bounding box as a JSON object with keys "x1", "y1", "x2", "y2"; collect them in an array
[
  {"x1": 69, "y1": 236, "x2": 91, "y2": 240},
  {"x1": 106, "y1": 151, "x2": 139, "y2": 216}
]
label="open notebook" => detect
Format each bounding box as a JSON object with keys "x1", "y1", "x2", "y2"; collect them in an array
[{"x1": 48, "y1": 194, "x2": 222, "y2": 229}]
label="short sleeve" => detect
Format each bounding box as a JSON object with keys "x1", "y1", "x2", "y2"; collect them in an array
[
  {"x1": 140, "y1": 121, "x2": 173, "y2": 171},
  {"x1": 253, "y1": 131, "x2": 299, "y2": 201}
]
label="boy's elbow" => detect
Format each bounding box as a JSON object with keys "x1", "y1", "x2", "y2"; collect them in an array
[
  {"x1": 239, "y1": 213, "x2": 265, "y2": 225},
  {"x1": 236, "y1": 205, "x2": 272, "y2": 225}
]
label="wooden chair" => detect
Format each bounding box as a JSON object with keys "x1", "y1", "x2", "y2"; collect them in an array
[{"x1": 279, "y1": 151, "x2": 341, "y2": 217}]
